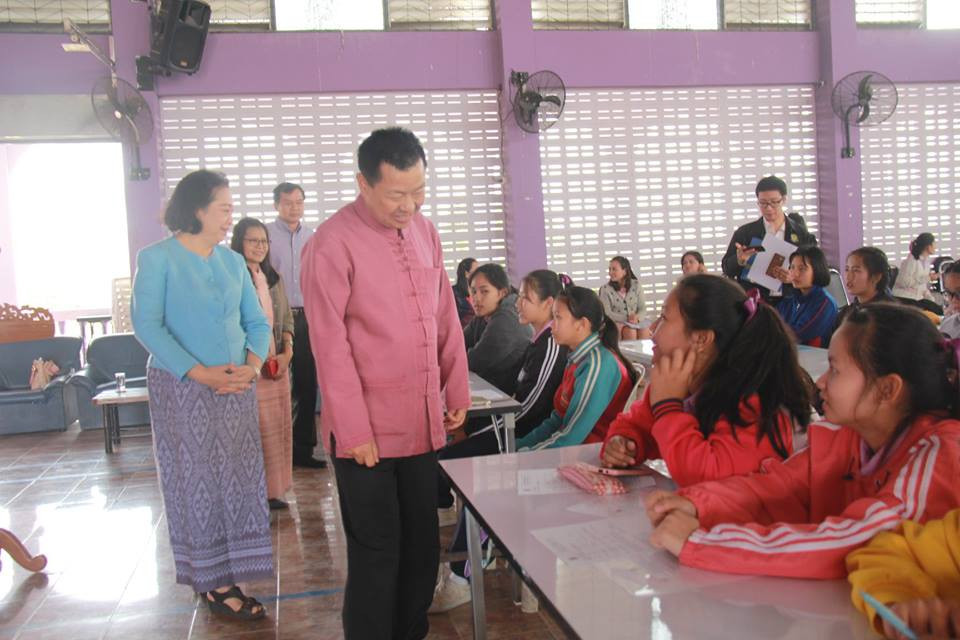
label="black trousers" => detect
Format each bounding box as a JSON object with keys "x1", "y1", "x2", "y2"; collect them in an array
[
  {"x1": 332, "y1": 446, "x2": 440, "y2": 640},
  {"x1": 291, "y1": 308, "x2": 318, "y2": 458}
]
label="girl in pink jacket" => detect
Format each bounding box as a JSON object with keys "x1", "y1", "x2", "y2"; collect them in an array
[{"x1": 644, "y1": 303, "x2": 960, "y2": 579}]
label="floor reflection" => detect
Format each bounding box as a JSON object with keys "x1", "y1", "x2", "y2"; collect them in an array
[{"x1": 0, "y1": 425, "x2": 566, "y2": 639}]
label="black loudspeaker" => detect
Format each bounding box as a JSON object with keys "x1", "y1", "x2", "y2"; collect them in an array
[{"x1": 150, "y1": 0, "x2": 211, "y2": 74}]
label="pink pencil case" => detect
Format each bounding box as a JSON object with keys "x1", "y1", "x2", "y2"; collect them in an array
[{"x1": 557, "y1": 462, "x2": 629, "y2": 496}]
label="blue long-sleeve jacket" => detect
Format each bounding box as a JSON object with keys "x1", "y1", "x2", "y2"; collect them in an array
[
  {"x1": 131, "y1": 237, "x2": 270, "y2": 378},
  {"x1": 776, "y1": 286, "x2": 838, "y2": 347},
  {"x1": 517, "y1": 332, "x2": 631, "y2": 451}
]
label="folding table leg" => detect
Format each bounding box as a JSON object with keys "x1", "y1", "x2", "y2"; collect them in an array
[{"x1": 465, "y1": 507, "x2": 487, "y2": 640}]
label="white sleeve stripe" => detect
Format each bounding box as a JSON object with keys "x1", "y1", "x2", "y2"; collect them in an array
[
  {"x1": 692, "y1": 503, "x2": 904, "y2": 552},
  {"x1": 689, "y1": 515, "x2": 903, "y2": 555},
  {"x1": 692, "y1": 436, "x2": 940, "y2": 553},
  {"x1": 698, "y1": 443, "x2": 926, "y2": 549},
  {"x1": 534, "y1": 349, "x2": 601, "y2": 450},
  {"x1": 518, "y1": 337, "x2": 559, "y2": 419}
]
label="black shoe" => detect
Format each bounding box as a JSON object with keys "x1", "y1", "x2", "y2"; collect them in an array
[
  {"x1": 293, "y1": 456, "x2": 327, "y2": 469},
  {"x1": 268, "y1": 498, "x2": 288, "y2": 510}
]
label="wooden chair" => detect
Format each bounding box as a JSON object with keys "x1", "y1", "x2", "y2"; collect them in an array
[
  {"x1": 0, "y1": 529, "x2": 47, "y2": 573},
  {"x1": 111, "y1": 277, "x2": 133, "y2": 334}
]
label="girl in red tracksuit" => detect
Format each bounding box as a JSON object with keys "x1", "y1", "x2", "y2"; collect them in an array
[
  {"x1": 602, "y1": 274, "x2": 813, "y2": 487},
  {"x1": 645, "y1": 303, "x2": 960, "y2": 580}
]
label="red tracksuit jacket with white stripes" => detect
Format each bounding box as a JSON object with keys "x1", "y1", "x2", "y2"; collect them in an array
[{"x1": 676, "y1": 414, "x2": 960, "y2": 579}]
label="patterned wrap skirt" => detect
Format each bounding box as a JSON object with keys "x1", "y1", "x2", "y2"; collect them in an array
[
  {"x1": 255, "y1": 369, "x2": 293, "y2": 499},
  {"x1": 147, "y1": 367, "x2": 274, "y2": 593}
]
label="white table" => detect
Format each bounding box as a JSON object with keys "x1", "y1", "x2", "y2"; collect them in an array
[
  {"x1": 440, "y1": 444, "x2": 873, "y2": 640},
  {"x1": 93, "y1": 387, "x2": 149, "y2": 453},
  {"x1": 467, "y1": 371, "x2": 523, "y2": 453},
  {"x1": 619, "y1": 339, "x2": 654, "y2": 367},
  {"x1": 621, "y1": 339, "x2": 830, "y2": 382},
  {"x1": 797, "y1": 344, "x2": 829, "y2": 381}
]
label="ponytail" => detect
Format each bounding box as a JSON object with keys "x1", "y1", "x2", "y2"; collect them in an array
[
  {"x1": 674, "y1": 275, "x2": 812, "y2": 458},
  {"x1": 522, "y1": 269, "x2": 567, "y2": 302},
  {"x1": 557, "y1": 285, "x2": 639, "y2": 386},
  {"x1": 909, "y1": 233, "x2": 935, "y2": 260}
]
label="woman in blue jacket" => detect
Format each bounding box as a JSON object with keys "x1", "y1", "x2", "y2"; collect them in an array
[
  {"x1": 776, "y1": 245, "x2": 838, "y2": 347},
  {"x1": 132, "y1": 170, "x2": 273, "y2": 621}
]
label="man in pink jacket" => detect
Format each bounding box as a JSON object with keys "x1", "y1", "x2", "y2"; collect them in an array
[{"x1": 301, "y1": 127, "x2": 470, "y2": 639}]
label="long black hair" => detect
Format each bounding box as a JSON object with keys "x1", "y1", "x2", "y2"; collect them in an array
[
  {"x1": 469, "y1": 263, "x2": 516, "y2": 295},
  {"x1": 674, "y1": 274, "x2": 812, "y2": 458},
  {"x1": 909, "y1": 233, "x2": 935, "y2": 260},
  {"x1": 454, "y1": 257, "x2": 477, "y2": 298},
  {"x1": 230, "y1": 217, "x2": 280, "y2": 287},
  {"x1": 608, "y1": 256, "x2": 639, "y2": 293},
  {"x1": 841, "y1": 303, "x2": 959, "y2": 426},
  {"x1": 848, "y1": 247, "x2": 891, "y2": 297},
  {"x1": 556, "y1": 285, "x2": 639, "y2": 386}
]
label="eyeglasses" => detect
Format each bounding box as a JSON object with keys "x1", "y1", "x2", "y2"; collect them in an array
[
  {"x1": 243, "y1": 238, "x2": 269, "y2": 246},
  {"x1": 757, "y1": 199, "x2": 784, "y2": 209},
  {"x1": 945, "y1": 290, "x2": 960, "y2": 301}
]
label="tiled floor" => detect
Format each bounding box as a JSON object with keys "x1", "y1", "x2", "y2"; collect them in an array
[{"x1": 0, "y1": 424, "x2": 568, "y2": 639}]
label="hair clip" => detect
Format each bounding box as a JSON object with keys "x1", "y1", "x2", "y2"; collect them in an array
[{"x1": 743, "y1": 288, "x2": 761, "y2": 322}]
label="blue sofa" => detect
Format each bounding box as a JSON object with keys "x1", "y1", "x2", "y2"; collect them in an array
[
  {"x1": 65, "y1": 333, "x2": 150, "y2": 431},
  {"x1": 0, "y1": 337, "x2": 81, "y2": 435}
]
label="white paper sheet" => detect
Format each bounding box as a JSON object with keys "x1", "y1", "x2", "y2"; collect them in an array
[
  {"x1": 744, "y1": 233, "x2": 799, "y2": 295},
  {"x1": 517, "y1": 468, "x2": 579, "y2": 495},
  {"x1": 532, "y1": 516, "x2": 646, "y2": 564},
  {"x1": 471, "y1": 388, "x2": 507, "y2": 401},
  {"x1": 533, "y1": 517, "x2": 749, "y2": 596}
]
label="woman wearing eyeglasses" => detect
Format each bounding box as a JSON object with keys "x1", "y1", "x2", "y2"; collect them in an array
[
  {"x1": 231, "y1": 217, "x2": 295, "y2": 511},
  {"x1": 721, "y1": 175, "x2": 817, "y2": 302}
]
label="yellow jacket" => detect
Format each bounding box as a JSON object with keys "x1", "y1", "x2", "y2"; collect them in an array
[{"x1": 847, "y1": 508, "x2": 960, "y2": 630}]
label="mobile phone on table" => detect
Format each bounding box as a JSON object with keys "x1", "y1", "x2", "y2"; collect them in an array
[{"x1": 579, "y1": 462, "x2": 653, "y2": 477}]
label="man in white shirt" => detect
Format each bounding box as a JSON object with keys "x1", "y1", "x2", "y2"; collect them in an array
[{"x1": 721, "y1": 175, "x2": 818, "y2": 301}]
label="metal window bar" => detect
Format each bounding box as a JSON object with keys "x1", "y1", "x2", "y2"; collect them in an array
[
  {"x1": 385, "y1": 0, "x2": 492, "y2": 30},
  {"x1": 721, "y1": 0, "x2": 812, "y2": 30},
  {"x1": 855, "y1": 0, "x2": 924, "y2": 27},
  {"x1": 531, "y1": 0, "x2": 626, "y2": 30}
]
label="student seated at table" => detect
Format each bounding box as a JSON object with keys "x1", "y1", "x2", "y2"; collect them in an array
[
  {"x1": 436, "y1": 270, "x2": 571, "y2": 508},
  {"x1": 431, "y1": 284, "x2": 638, "y2": 614},
  {"x1": 516, "y1": 285, "x2": 639, "y2": 451},
  {"x1": 599, "y1": 255, "x2": 648, "y2": 340},
  {"x1": 642, "y1": 304, "x2": 960, "y2": 580},
  {"x1": 776, "y1": 245, "x2": 838, "y2": 347},
  {"x1": 452, "y1": 256, "x2": 478, "y2": 327},
  {"x1": 601, "y1": 275, "x2": 812, "y2": 486},
  {"x1": 940, "y1": 261, "x2": 960, "y2": 340},
  {"x1": 680, "y1": 250, "x2": 708, "y2": 276},
  {"x1": 835, "y1": 246, "x2": 897, "y2": 332},
  {"x1": 847, "y1": 507, "x2": 960, "y2": 639},
  {"x1": 892, "y1": 232, "x2": 943, "y2": 316},
  {"x1": 462, "y1": 263, "x2": 532, "y2": 395}
]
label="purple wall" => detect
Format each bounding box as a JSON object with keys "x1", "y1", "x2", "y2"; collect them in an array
[
  {"x1": 158, "y1": 30, "x2": 500, "y2": 95},
  {"x1": 531, "y1": 30, "x2": 820, "y2": 87},
  {"x1": 1, "y1": 0, "x2": 959, "y2": 271}
]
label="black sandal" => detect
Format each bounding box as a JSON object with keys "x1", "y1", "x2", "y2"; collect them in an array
[{"x1": 202, "y1": 586, "x2": 266, "y2": 621}]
